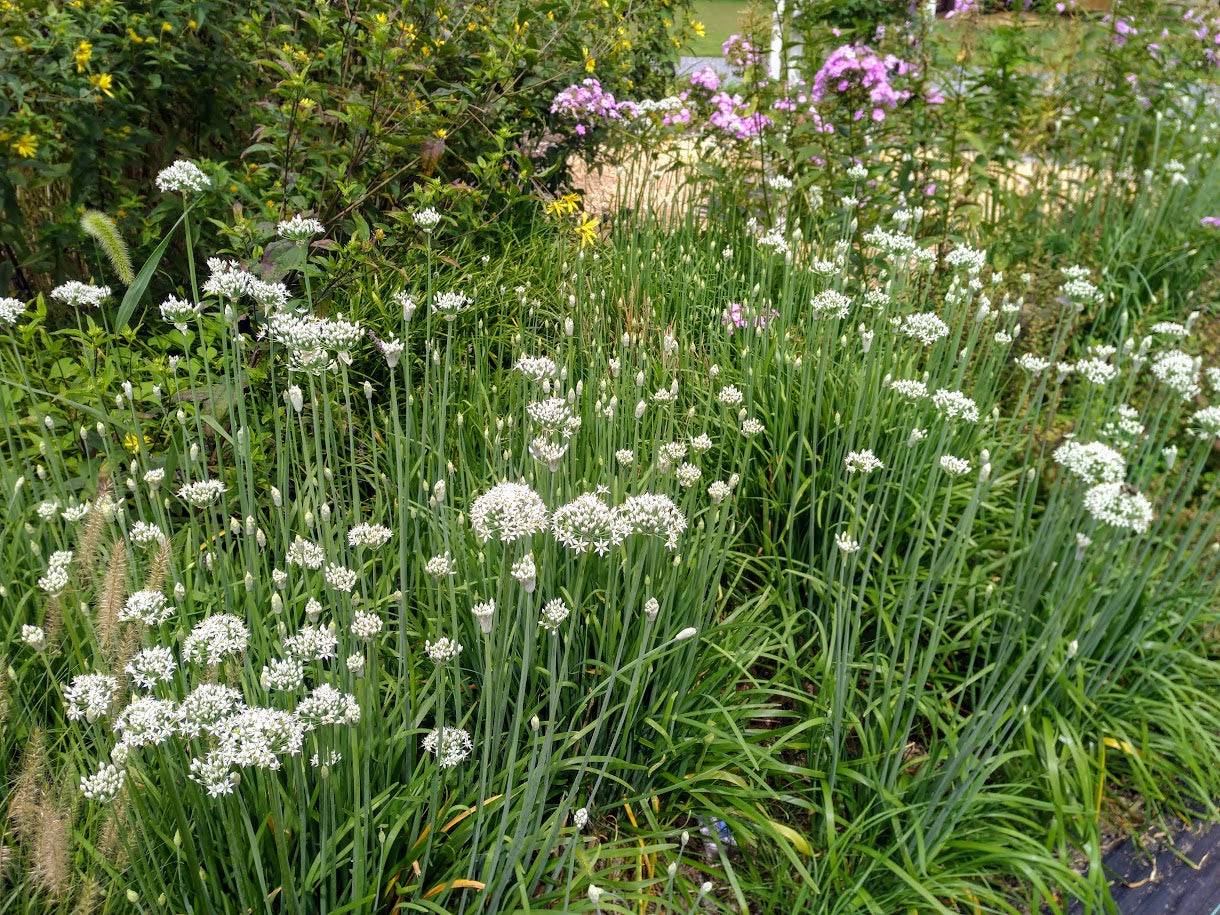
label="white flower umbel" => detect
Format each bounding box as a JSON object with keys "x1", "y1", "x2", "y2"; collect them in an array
[
  {"x1": 939, "y1": 455, "x2": 972, "y2": 476},
  {"x1": 297, "y1": 684, "x2": 360, "y2": 727},
  {"x1": 119, "y1": 589, "x2": 174, "y2": 626},
  {"x1": 835, "y1": 532, "x2": 861, "y2": 553},
  {"x1": 707, "y1": 480, "x2": 731, "y2": 504},
  {"x1": 113, "y1": 697, "x2": 181, "y2": 750},
  {"x1": 616, "y1": 493, "x2": 687, "y2": 550},
  {"x1": 0, "y1": 296, "x2": 26, "y2": 324},
  {"x1": 888, "y1": 379, "x2": 928, "y2": 401},
  {"x1": 51, "y1": 281, "x2": 111, "y2": 309},
  {"x1": 675, "y1": 462, "x2": 703, "y2": 488},
  {"x1": 125, "y1": 647, "x2": 176, "y2": 690},
  {"x1": 422, "y1": 726, "x2": 473, "y2": 768},
  {"x1": 425, "y1": 552, "x2": 457, "y2": 577},
  {"x1": 1068, "y1": 357, "x2": 1118, "y2": 386},
  {"x1": 65, "y1": 674, "x2": 119, "y2": 722},
  {"x1": 413, "y1": 207, "x2": 441, "y2": 232},
  {"x1": 425, "y1": 637, "x2": 463, "y2": 664},
  {"x1": 511, "y1": 554, "x2": 537, "y2": 593},
  {"x1": 932, "y1": 389, "x2": 980, "y2": 423},
  {"x1": 1016, "y1": 353, "x2": 1051, "y2": 374},
  {"x1": 539, "y1": 598, "x2": 571, "y2": 633},
  {"x1": 514, "y1": 355, "x2": 559, "y2": 384},
  {"x1": 178, "y1": 479, "x2": 227, "y2": 507},
  {"x1": 845, "y1": 450, "x2": 884, "y2": 474},
  {"x1": 202, "y1": 258, "x2": 253, "y2": 300},
  {"x1": 432, "y1": 291, "x2": 472, "y2": 320},
  {"x1": 527, "y1": 398, "x2": 582, "y2": 438},
  {"x1": 212, "y1": 707, "x2": 307, "y2": 771},
  {"x1": 470, "y1": 482, "x2": 550, "y2": 543},
  {"x1": 79, "y1": 763, "x2": 125, "y2": 803},
  {"x1": 38, "y1": 550, "x2": 73, "y2": 594},
  {"x1": 471, "y1": 599, "x2": 496, "y2": 634},
  {"x1": 285, "y1": 624, "x2": 338, "y2": 662},
  {"x1": 129, "y1": 521, "x2": 167, "y2": 547},
  {"x1": 22, "y1": 625, "x2": 46, "y2": 651},
  {"x1": 529, "y1": 436, "x2": 569, "y2": 472},
  {"x1": 324, "y1": 563, "x2": 357, "y2": 593},
  {"x1": 178, "y1": 684, "x2": 244, "y2": 739},
  {"x1": 1150, "y1": 349, "x2": 1201, "y2": 401},
  {"x1": 717, "y1": 384, "x2": 744, "y2": 406},
  {"x1": 286, "y1": 535, "x2": 325, "y2": 570},
  {"x1": 155, "y1": 160, "x2": 211, "y2": 194},
  {"x1": 899, "y1": 312, "x2": 950, "y2": 345},
  {"x1": 183, "y1": 614, "x2": 250, "y2": 665},
  {"x1": 351, "y1": 611, "x2": 383, "y2": 641},
  {"x1": 1053, "y1": 440, "x2": 1126, "y2": 485},
  {"x1": 1189, "y1": 405, "x2": 1220, "y2": 441},
  {"x1": 277, "y1": 214, "x2": 325, "y2": 242},
  {"x1": 1082, "y1": 482, "x2": 1153, "y2": 534},
  {"x1": 552, "y1": 493, "x2": 629, "y2": 555},
  {"x1": 160, "y1": 295, "x2": 201, "y2": 332},
  {"x1": 260, "y1": 657, "x2": 305, "y2": 692}
]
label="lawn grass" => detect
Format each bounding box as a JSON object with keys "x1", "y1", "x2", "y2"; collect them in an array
[{"x1": 686, "y1": 0, "x2": 748, "y2": 56}]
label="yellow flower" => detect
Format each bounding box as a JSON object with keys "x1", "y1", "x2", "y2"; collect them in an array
[
  {"x1": 545, "y1": 193, "x2": 581, "y2": 218},
  {"x1": 188, "y1": 19, "x2": 197, "y2": 30},
  {"x1": 161, "y1": 21, "x2": 172, "y2": 32},
  {"x1": 12, "y1": 134, "x2": 37, "y2": 158},
  {"x1": 692, "y1": 21, "x2": 706, "y2": 37},
  {"x1": 74, "y1": 40, "x2": 93, "y2": 73},
  {"x1": 434, "y1": 128, "x2": 448, "y2": 140},
  {"x1": 127, "y1": 28, "x2": 143, "y2": 43},
  {"x1": 122, "y1": 433, "x2": 151, "y2": 453},
  {"x1": 585, "y1": 57, "x2": 596, "y2": 73},
  {"x1": 574, "y1": 214, "x2": 599, "y2": 248},
  {"x1": 90, "y1": 73, "x2": 115, "y2": 97}
]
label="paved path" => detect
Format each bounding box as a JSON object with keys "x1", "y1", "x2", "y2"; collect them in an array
[{"x1": 1074, "y1": 819, "x2": 1220, "y2": 913}]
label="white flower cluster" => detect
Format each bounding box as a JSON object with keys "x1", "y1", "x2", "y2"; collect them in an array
[
  {"x1": 1016, "y1": 353, "x2": 1051, "y2": 374},
  {"x1": 1053, "y1": 440, "x2": 1126, "y2": 485},
  {"x1": 539, "y1": 598, "x2": 571, "y2": 633},
  {"x1": 324, "y1": 563, "x2": 357, "y2": 593},
  {"x1": 125, "y1": 647, "x2": 177, "y2": 689},
  {"x1": 0, "y1": 296, "x2": 26, "y2": 324},
  {"x1": 939, "y1": 455, "x2": 971, "y2": 476},
  {"x1": 515, "y1": 355, "x2": 559, "y2": 383},
  {"x1": 425, "y1": 637, "x2": 463, "y2": 664},
  {"x1": 527, "y1": 398, "x2": 582, "y2": 438},
  {"x1": 432, "y1": 290, "x2": 472, "y2": 320},
  {"x1": 119, "y1": 589, "x2": 174, "y2": 626},
  {"x1": 1082, "y1": 482, "x2": 1153, "y2": 534},
  {"x1": 183, "y1": 614, "x2": 250, "y2": 664},
  {"x1": 351, "y1": 611, "x2": 383, "y2": 641},
  {"x1": 277, "y1": 214, "x2": 325, "y2": 242},
  {"x1": 129, "y1": 521, "x2": 167, "y2": 546},
  {"x1": 810, "y1": 290, "x2": 852, "y2": 320},
  {"x1": 1149, "y1": 349, "x2": 1201, "y2": 401},
  {"x1": 899, "y1": 312, "x2": 950, "y2": 345},
  {"x1": 51, "y1": 281, "x2": 111, "y2": 309},
  {"x1": 114, "y1": 697, "x2": 181, "y2": 750},
  {"x1": 297, "y1": 684, "x2": 360, "y2": 726},
  {"x1": 616, "y1": 493, "x2": 687, "y2": 550},
  {"x1": 426, "y1": 552, "x2": 457, "y2": 577},
  {"x1": 65, "y1": 674, "x2": 119, "y2": 722},
  {"x1": 261, "y1": 657, "x2": 305, "y2": 692},
  {"x1": 286, "y1": 535, "x2": 325, "y2": 569},
  {"x1": 888, "y1": 379, "x2": 927, "y2": 400},
  {"x1": 552, "y1": 493, "x2": 630, "y2": 555},
  {"x1": 511, "y1": 554, "x2": 537, "y2": 592},
  {"x1": 470, "y1": 482, "x2": 550, "y2": 543},
  {"x1": 1059, "y1": 265, "x2": 1103, "y2": 305},
  {"x1": 1190, "y1": 405, "x2": 1220, "y2": 440},
  {"x1": 178, "y1": 479, "x2": 227, "y2": 507},
  {"x1": 422, "y1": 726, "x2": 473, "y2": 767},
  {"x1": 932, "y1": 389, "x2": 980, "y2": 423},
  {"x1": 845, "y1": 450, "x2": 884, "y2": 474},
  {"x1": 79, "y1": 763, "x2": 125, "y2": 803},
  {"x1": 284, "y1": 624, "x2": 338, "y2": 661},
  {"x1": 38, "y1": 549, "x2": 73, "y2": 594},
  {"x1": 202, "y1": 258, "x2": 253, "y2": 299},
  {"x1": 159, "y1": 295, "x2": 201, "y2": 332},
  {"x1": 155, "y1": 160, "x2": 212, "y2": 194}
]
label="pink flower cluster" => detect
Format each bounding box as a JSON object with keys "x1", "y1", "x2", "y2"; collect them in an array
[
  {"x1": 1184, "y1": 9, "x2": 1220, "y2": 67},
  {"x1": 722, "y1": 34, "x2": 763, "y2": 72},
  {"x1": 708, "y1": 92, "x2": 773, "y2": 140},
  {"x1": 551, "y1": 78, "x2": 640, "y2": 136},
  {"x1": 689, "y1": 65, "x2": 720, "y2": 93},
  {"x1": 722, "y1": 302, "x2": 779, "y2": 334},
  {"x1": 810, "y1": 44, "x2": 915, "y2": 124}
]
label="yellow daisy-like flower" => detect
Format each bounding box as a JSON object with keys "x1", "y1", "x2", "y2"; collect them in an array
[
  {"x1": 574, "y1": 214, "x2": 599, "y2": 248},
  {"x1": 74, "y1": 40, "x2": 93, "y2": 73},
  {"x1": 12, "y1": 134, "x2": 37, "y2": 158},
  {"x1": 90, "y1": 73, "x2": 115, "y2": 97},
  {"x1": 585, "y1": 57, "x2": 596, "y2": 73},
  {"x1": 692, "y1": 21, "x2": 706, "y2": 37}
]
